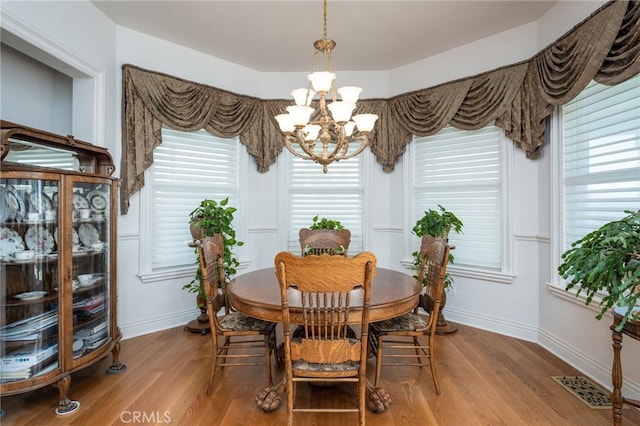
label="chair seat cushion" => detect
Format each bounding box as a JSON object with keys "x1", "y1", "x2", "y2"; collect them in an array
[
  {"x1": 373, "y1": 312, "x2": 427, "y2": 331},
  {"x1": 293, "y1": 359, "x2": 360, "y2": 373},
  {"x1": 219, "y1": 311, "x2": 275, "y2": 331}
]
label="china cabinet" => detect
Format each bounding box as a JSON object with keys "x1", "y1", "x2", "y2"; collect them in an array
[{"x1": 0, "y1": 121, "x2": 125, "y2": 416}]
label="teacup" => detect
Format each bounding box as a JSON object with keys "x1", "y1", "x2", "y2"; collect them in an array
[
  {"x1": 77, "y1": 274, "x2": 93, "y2": 284},
  {"x1": 44, "y1": 210, "x2": 56, "y2": 221},
  {"x1": 27, "y1": 212, "x2": 40, "y2": 222},
  {"x1": 79, "y1": 209, "x2": 92, "y2": 220},
  {"x1": 91, "y1": 241, "x2": 105, "y2": 251},
  {"x1": 14, "y1": 250, "x2": 35, "y2": 261}
]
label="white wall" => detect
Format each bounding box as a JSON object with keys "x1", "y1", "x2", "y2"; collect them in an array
[
  {"x1": 0, "y1": 44, "x2": 72, "y2": 133},
  {"x1": 2, "y1": 0, "x2": 637, "y2": 400}
]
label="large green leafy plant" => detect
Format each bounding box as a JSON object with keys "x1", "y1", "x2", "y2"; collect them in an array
[
  {"x1": 183, "y1": 197, "x2": 244, "y2": 297},
  {"x1": 558, "y1": 209, "x2": 640, "y2": 330},
  {"x1": 412, "y1": 205, "x2": 463, "y2": 288},
  {"x1": 309, "y1": 215, "x2": 344, "y2": 231}
]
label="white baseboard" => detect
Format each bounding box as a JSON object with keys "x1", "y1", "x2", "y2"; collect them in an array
[
  {"x1": 442, "y1": 306, "x2": 539, "y2": 342},
  {"x1": 119, "y1": 310, "x2": 199, "y2": 340},
  {"x1": 539, "y1": 327, "x2": 640, "y2": 400}
]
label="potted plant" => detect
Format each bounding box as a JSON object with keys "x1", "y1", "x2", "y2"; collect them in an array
[
  {"x1": 558, "y1": 209, "x2": 640, "y2": 331},
  {"x1": 412, "y1": 204, "x2": 463, "y2": 334},
  {"x1": 183, "y1": 197, "x2": 244, "y2": 297},
  {"x1": 302, "y1": 215, "x2": 349, "y2": 255},
  {"x1": 412, "y1": 204, "x2": 463, "y2": 288}
]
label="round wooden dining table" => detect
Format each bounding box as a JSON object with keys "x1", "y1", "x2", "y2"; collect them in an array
[{"x1": 227, "y1": 266, "x2": 421, "y2": 413}]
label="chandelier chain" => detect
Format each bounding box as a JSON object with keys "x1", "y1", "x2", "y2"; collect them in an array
[{"x1": 323, "y1": 0, "x2": 328, "y2": 39}]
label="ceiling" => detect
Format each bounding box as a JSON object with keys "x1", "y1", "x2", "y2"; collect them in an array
[{"x1": 91, "y1": 0, "x2": 557, "y2": 72}]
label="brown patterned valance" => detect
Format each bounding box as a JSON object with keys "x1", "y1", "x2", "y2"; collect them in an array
[{"x1": 120, "y1": 0, "x2": 639, "y2": 214}]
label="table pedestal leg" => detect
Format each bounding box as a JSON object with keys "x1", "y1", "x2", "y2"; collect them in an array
[
  {"x1": 366, "y1": 380, "x2": 392, "y2": 413},
  {"x1": 256, "y1": 377, "x2": 286, "y2": 411}
]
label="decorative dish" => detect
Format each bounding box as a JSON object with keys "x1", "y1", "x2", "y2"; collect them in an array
[
  {"x1": 78, "y1": 223, "x2": 100, "y2": 246},
  {"x1": 54, "y1": 227, "x2": 80, "y2": 245},
  {"x1": 0, "y1": 186, "x2": 10, "y2": 222},
  {"x1": 5, "y1": 184, "x2": 26, "y2": 220},
  {"x1": 0, "y1": 227, "x2": 25, "y2": 260},
  {"x1": 13, "y1": 291, "x2": 48, "y2": 300},
  {"x1": 27, "y1": 191, "x2": 54, "y2": 214},
  {"x1": 86, "y1": 190, "x2": 108, "y2": 213},
  {"x1": 24, "y1": 226, "x2": 56, "y2": 254},
  {"x1": 73, "y1": 192, "x2": 90, "y2": 210}
]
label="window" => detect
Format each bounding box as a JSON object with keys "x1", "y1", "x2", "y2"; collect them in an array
[
  {"x1": 561, "y1": 75, "x2": 640, "y2": 250},
  {"x1": 286, "y1": 154, "x2": 364, "y2": 254},
  {"x1": 149, "y1": 128, "x2": 240, "y2": 271},
  {"x1": 412, "y1": 125, "x2": 506, "y2": 271}
]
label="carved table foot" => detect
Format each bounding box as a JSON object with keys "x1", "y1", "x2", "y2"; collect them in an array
[
  {"x1": 366, "y1": 383, "x2": 392, "y2": 413},
  {"x1": 256, "y1": 377, "x2": 286, "y2": 411}
]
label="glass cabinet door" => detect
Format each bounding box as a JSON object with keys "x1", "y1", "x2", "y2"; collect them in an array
[
  {"x1": 1, "y1": 176, "x2": 61, "y2": 384},
  {"x1": 69, "y1": 180, "x2": 111, "y2": 363}
]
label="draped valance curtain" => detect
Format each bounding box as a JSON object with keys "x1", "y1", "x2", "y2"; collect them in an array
[{"x1": 120, "y1": 0, "x2": 640, "y2": 215}]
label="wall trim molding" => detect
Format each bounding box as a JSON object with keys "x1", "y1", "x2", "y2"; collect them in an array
[{"x1": 513, "y1": 233, "x2": 551, "y2": 244}]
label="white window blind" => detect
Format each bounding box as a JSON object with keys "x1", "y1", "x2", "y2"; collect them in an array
[
  {"x1": 562, "y1": 75, "x2": 640, "y2": 249},
  {"x1": 151, "y1": 128, "x2": 239, "y2": 270},
  {"x1": 287, "y1": 155, "x2": 364, "y2": 254},
  {"x1": 413, "y1": 126, "x2": 503, "y2": 270}
]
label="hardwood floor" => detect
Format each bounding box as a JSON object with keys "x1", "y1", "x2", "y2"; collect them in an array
[{"x1": 2, "y1": 323, "x2": 639, "y2": 425}]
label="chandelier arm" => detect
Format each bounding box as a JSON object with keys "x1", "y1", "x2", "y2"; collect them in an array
[
  {"x1": 284, "y1": 134, "x2": 315, "y2": 161},
  {"x1": 297, "y1": 134, "x2": 319, "y2": 158},
  {"x1": 335, "y1": 135, "x2": 371, "y2": 160}
]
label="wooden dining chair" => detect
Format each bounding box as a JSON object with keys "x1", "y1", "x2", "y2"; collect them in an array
[
  {"x1": 198, "y1": 235, "x2": 277, "y2": 395},
  {"x1": 273, "y1": 227, "x2": 353, "y2": 368},
  {"x1": 274, "y1": 251, "x2": 377, "y2": 426},
  {"x1": 299, "y1": 228, "x2": 351, "y2": 256},
  {"x1": 369, "y1": 235, "x2": 450, "y2": 394}
]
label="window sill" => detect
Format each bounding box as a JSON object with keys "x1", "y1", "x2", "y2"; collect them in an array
[
  {"x1": 138, "y1": 265, "x2": 196, "y2": 284},
  {"x1": 137, "y1": 260, "x2": 251, "y2": 285},
  {"x1": 546, "y1": 281, "x2": 605, "y2": 315}
]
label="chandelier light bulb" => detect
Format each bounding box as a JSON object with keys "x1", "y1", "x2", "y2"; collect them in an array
[
  {"x1": 308, "y1": 71, "x2": 335, "y2": 93},
  {"x1": 286, "y1": 105, "x2": 314, "y2": 126},
  {"x1": 303, "y1": 124, "x2": 322, "y2": 141},
  {"x1": 327, "y1": 101, "x2": 355, "y2": 123},
  {"x1": 352, "y1": 114, "x2": 379, "y2": 132},
  {"x1": 291, "y1": 88, "x2": 315, "y2": 106},
  {"x1": 275, "y1": 114, "x2": 295, "y2": 133},
  {"x1": 343, "y1": 121, "x2": 356, "y2": 137},
  {"x1": 338, "y1": 86, "x2": 362, "y2": 104}
]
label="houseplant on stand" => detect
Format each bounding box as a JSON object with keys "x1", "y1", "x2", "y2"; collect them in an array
[
  {"x1": 183, "y1": 197, "x2": 243, "y2": 334},
  {"x1": 558, "y1": 209, "x2": 640, "y2": 330},
  {"x1": 412, "y1": 204, "x2": 463, "y2": 334}
]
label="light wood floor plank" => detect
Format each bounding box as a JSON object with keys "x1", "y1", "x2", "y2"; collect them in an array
[{"x1": 2, "y1": 323, "x2": 639, "y2": 425}]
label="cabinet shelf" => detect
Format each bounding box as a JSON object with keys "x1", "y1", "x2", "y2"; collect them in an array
[
  {"x1": 1, "y1": 120, "x2": 125, "y2": 417},
  {"x1": 3, "y1": 291, "x2": 59, "y2": 307}
]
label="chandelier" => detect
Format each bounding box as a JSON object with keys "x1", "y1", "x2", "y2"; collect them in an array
[{"x1": 274, "y1": 0, "x2": 378, "y2": 173}]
